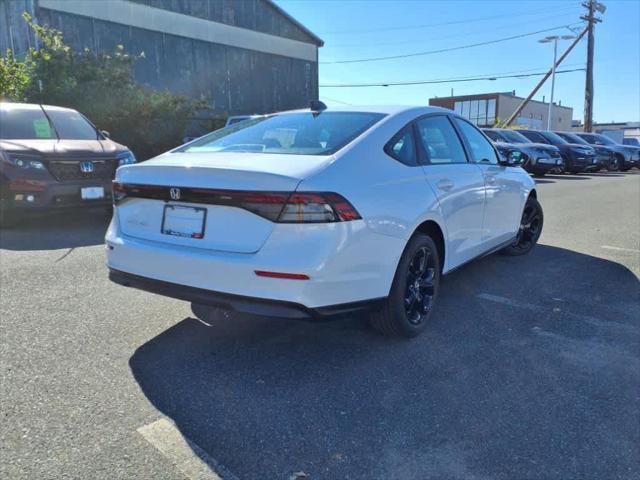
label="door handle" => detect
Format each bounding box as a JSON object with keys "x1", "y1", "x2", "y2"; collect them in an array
[
  {"x1": 485, "y1": 175, "x2": 497, "y2": 185},
  {"x1": 436, "y1": 179, "x2": 454, "y2": 191}
]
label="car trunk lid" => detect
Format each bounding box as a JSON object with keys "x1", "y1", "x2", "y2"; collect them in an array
[{"x1": 115, "y1": 152, "x2": 332, "y2": 253}]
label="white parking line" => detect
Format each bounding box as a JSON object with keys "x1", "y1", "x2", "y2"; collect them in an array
[
  {"x1": 138, "y1": 418, "x2": 238, "y2": 480},
  {"x1": 476, "y1": 293, "x2": 639, "y2": 334},
  {"x1": 601, "y1": 245, "x2": 640, "y2": 254}
]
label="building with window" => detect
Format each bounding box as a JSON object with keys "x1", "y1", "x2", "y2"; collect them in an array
[
  {"x1": 571, "y1": 121, "x2": 639, "y2": 143},
  {"x1": 429, "y1": 91, "x2": 573, "y2": 130},
  {"x1": 1, "y1": 0, "x2": 323, "y2": 116}
]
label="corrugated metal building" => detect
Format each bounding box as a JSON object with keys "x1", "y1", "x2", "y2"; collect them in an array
[{"x1": 1, "y1": 0, "x2": 323, "y2": 116}]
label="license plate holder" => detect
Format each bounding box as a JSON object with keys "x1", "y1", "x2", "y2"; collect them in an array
[
  {"x1": 81, "y1": 186, "x2": 105, "y2": 200},
  {"x1": 161, "y1": 205, "x2": 207, "y2": 239}
]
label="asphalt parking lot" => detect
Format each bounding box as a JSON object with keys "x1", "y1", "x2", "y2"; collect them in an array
[{"x1": 1, "y1": 171, "x2": 639, "y2": 480}]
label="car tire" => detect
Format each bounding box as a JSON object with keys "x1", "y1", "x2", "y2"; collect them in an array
[
  {"x1": 369, "y1": 233, "x2": 441, "y2": 338},
  {"x1": 607, "y1": 156, "x2": 619, "y2": 171},
  {"x1": 500, "y1": 196, "x2": 543, "y2": 256}
]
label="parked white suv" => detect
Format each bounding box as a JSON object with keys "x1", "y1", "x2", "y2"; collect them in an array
[{"x1": 107, "y1": 105, "x2": 542, "y2": 337}]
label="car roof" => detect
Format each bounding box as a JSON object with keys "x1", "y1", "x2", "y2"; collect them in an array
[
  {"x1": 0, "y1": 101, "x2": 78, "y2": 113},
  {"x1": 282, "y1": 105, "x2": 453, "y2": 116}
]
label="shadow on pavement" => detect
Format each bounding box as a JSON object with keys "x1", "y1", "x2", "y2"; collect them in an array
[
  {"x1": 0, "y1": 208, "x2": 110, "y2": 251},
  {"x1": 130, "y1": 245, "x2": 640, "y2": 480}
]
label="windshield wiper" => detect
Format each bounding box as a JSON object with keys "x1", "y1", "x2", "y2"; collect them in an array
[{"x1": 38, "y1": 104, "x2": 60, "y2": 141}]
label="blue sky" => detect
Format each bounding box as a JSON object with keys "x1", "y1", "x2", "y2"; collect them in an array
[{"x1": 275, "y1": 0, "x2": 640, "y2": 123}]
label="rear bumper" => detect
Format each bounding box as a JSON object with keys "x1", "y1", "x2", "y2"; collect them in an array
[
  {"x1": 109, "y1": 268, "x2": 385, "y2": 320},
  {"x1": 105, "y1": 209, "x2": 405, "y2": 309}
]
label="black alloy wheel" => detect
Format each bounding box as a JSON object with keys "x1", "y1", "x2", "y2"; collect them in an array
[
  {"x1": 404, "y1": 246, "x2": 436, "y2": 325},
  {"x1": 369, "y1": 233, "x2": 441, "y2": 338},
  {"x1": 501, "y1": 196, "x2": 544, "y2": 256}
]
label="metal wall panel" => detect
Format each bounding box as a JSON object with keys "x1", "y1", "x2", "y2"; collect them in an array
[
  {"x1": 128, "y1": 0, "x2": 319, "y2": 45},
  {"x1": 31, "y1": 4, "x2": 318, "y2": 116}
]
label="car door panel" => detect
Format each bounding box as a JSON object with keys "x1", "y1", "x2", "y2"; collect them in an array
[
  {"x1": 453, "y1": 119, "x2": 522, "y2": 248},
  {"x1": 415, "y1": 115, "x2": 487, "y2": 271}
]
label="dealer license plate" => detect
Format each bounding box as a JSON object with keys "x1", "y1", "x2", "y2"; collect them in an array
[
  {"x1": 81, "y1": 187, "x2": 105, "y2": 200},
  {"x1": 161, "y1": 205, "x2": 206, "y2": 239}
]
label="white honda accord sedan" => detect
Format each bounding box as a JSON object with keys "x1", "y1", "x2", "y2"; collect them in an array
[{"x1": 106, "y1": 104, "x2": 542, "y2": 337}]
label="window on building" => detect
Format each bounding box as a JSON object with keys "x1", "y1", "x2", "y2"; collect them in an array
[{"x1": 487, "y1": 99, "x2": 496, "y2": 125}]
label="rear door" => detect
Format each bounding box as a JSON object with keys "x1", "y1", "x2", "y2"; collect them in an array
[
  {"x1": 452, "y1": 118, "x2": 522, "y2": 247},
  {"x1": 414, "y1": 115, "x2": 486, "y2": 268}
]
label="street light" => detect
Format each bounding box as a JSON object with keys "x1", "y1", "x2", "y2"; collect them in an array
[{"x1": 539, "y1": 35, "x2": 575, "y2": 130}]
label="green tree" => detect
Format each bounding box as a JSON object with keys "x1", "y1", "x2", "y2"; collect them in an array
[
  {"x1": 0, "y1": 49, "x2": 32, "y2": 101},
  {"x1": 4, "y1": 13, "x2": 212, "y2": 159}
]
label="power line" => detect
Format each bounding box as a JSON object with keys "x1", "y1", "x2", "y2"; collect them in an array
[
  {"x1": 320, "y1": 24, "x2": 583, "y2": 64},
  {"x1": 329, "y1": 13, "x2": 584, "y2": 49},
  {"x1": 320, "y1": 63, "x2": 586, "y2": 87},
  {"x1": 320, "y1": 96, "x2": 352, "y2": 105},
  {"x1": 320, "y1": 4, "x2": 582, "y2": 34},
  {"x1": 320, "y1": 68, "x2": 586, "y2": 88}
]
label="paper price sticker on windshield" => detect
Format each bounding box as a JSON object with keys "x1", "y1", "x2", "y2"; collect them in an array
[{"x1": 33, "y1": 119, "x2": 52, "y2": 138}]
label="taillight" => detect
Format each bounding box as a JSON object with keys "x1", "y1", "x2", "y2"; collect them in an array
[
  {"x1": 111, "y1": 182, "x2": 361, "y2": 223},
  {"x1": 277, "y1": 192, "x2": 361, "y2": 223}
]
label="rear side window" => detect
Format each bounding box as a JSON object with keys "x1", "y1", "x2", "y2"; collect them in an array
[
  {"x1": 415, "y1": 116, "x2": 467, "y2": 164},
  {"x1": 453, "y1": 118, "x2": 498, "y2": 164},
  {"x1": 385, "y1": 127, "x2": 417, "y2": 166}
]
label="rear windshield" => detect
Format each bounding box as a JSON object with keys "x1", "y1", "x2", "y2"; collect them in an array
[
  {"x1": 179, "y1": 112, "x2": 386, "y2": 156},
  {"x1": 0, "y1": 105, "x2": 99, "y2": 140}
]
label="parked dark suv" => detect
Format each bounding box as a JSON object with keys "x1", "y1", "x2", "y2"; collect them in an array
[
  {"x1": 0, "y1": 102, "x2": 135, "y2": 226},
  {"x1": 574, "y1": 132, "x2": 639, "y2": 171},
  {"x1": 554, "y1": 131, "x2": 617, "y2": 171},
  {"x1": 516, "y1": 129, "x2": 599, "y2": 174},
  {"x1": 482, "y1": 128, "x2": 563, "y2": 176}
]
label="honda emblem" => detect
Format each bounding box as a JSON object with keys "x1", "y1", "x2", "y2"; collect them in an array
[
  {"x1": 169, "y1": 187, "x2": 181, "y2": 201},
  {"x1": 79, "y1": 161, "x2": 94, "y2": 173}
]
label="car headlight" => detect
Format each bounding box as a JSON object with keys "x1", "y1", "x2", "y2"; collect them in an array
[
  {"x1": 1, "y1": 152, "x2": 45, "y2": 170},
  {"x1": 117, "y1": 150, "x2": 136, "y2": 166}
]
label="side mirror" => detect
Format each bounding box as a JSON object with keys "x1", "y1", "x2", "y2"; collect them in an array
[
  {"x1": 498, "y1": 149, "x2": 524, "y2": 166},
  {"x1": 100, "y1": 130, "x2": 111, "y2": 139}
]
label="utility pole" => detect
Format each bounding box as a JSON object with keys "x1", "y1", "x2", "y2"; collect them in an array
[
  {"x1": 582, "y1": 0, "x2": 605, "y2": 132},
  {"x1": 501, "y1": 29, "x2": 587, "y2": 128}
]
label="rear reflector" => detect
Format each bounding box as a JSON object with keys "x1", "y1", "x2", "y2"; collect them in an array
[
  {"x1": 112, "y1": 182, "x2": 361, "y2": 223},
  {"x1": 254, "y1": 270, "x2": 310, "y2": 280}
]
